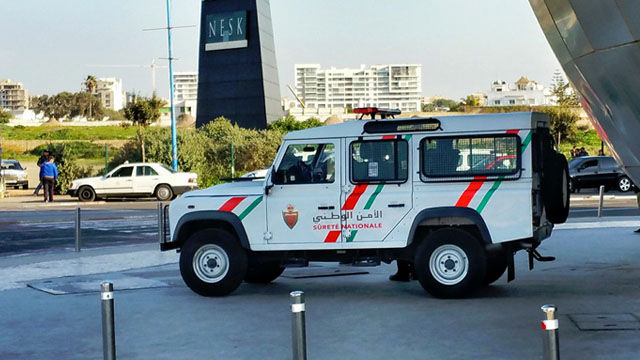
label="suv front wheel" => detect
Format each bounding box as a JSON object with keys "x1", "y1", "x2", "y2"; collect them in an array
[
  {"x1": 179, "y1": 228, "x2": 248, "y2": 296},
  {"x1": 414, "y1": 228, "x2": 486, "y2": 298}
]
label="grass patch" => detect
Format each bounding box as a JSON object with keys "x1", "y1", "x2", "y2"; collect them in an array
[{"x1": 0, "y1": 125, "x2": 138, "y2": 140}]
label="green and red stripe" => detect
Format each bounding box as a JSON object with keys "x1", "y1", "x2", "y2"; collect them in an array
[{"x1": 453, "y1": 129, "x2": 533, "y2": 213}]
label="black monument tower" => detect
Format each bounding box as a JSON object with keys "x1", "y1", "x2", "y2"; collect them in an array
[{"x1": 196, "y1": 0, "x2": 282, "y2": 129}]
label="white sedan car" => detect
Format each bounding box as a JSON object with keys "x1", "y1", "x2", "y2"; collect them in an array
[{"x1": 68, "y1": 162, "x2": 197, "y2": 202}]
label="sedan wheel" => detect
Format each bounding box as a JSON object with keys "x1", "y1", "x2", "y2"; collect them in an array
[
  {"x1": 618, "y1": 176, "x2": 632, "y2": 192},
  {"x1": 156, "y1": 185, "x2": 173, "y2": 201}
]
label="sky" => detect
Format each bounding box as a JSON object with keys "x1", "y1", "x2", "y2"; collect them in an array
[{"x1": 0, "y1": 0, "x2": 562, "y2": 101}]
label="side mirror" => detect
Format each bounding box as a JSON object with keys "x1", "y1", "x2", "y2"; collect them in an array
[{"x1": 265, "y1": 168, "x2": 275, "y2": 195}]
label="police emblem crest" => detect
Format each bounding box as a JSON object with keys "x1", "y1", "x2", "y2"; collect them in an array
[{"x1": 282, "y1": 204, "x2": 298, "y2": 229}]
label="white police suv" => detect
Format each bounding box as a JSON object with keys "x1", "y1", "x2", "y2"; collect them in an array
[{"x1": 160, "y1": 110, "x2": 569, "y2": 298}]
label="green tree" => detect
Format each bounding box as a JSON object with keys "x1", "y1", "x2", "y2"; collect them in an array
[
  {"x1": 538, "y1": 106, "x2": 578, "y2": 147},
  {"x1": 462, "y1": 95, "x2": 479, "y2": 107},
  {"x1": 84, "y1": 75, "x2": 98, "y2": 119},
  {"x1": 421, "y1": 103, "x2": 436, "y2": 112},
  {"x1": 33, "y1": 92, "x2": 75, "y2": 120},
  {"x1": 551, "y1": 70, "x2": 580, "y2": 107},
  {"x1": 0, "y1": 108, "x2": 12, "y2": 124},
  {"x1": 267, "y1": 114, "x2": 323, "y2": 132},
  {"x1": 71, "y1": 92, "x2": 104, "y2": 119},
  {"x1": 122, "y1": 95, "x2": 164, "y2": 162}
]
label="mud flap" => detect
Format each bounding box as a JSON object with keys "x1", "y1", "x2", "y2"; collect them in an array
[{"x1": 507, "y1": 250, "x2": 515, "y2": 282}]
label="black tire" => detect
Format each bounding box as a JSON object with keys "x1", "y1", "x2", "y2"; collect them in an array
[
  {"x1": 414, "y1": 228, "x2": 486, "y2": 299},
  {"x1": 78, "y1": 186, "x2": 96, "y2": 202},
  {"x1": 155, "y1": 184, "x2": 173, "y2": 201},
  {"x1": 244, "y1": 260, "x2": 285, "y2": 284},
  {"x1": 484, "y1": 250, "x2": 508, "y2": 285},
  {"x1": 179, "y1": 228, "x2": 247, "y2": 296},
  {"x1": 618, "y1": 176, "x2": 632, "y2": 192},
  {"x1": 22, "y1": 184, "x2": 28, "y2": 190},
  {"x1": 542, "y1": 152, "x2": 570, "y2": 224}
]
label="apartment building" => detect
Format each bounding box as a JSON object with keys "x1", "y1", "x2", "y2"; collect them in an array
[
  {"x1": 174, "y1": 72, "x2": 198, "y2": 102},
  {"x1": 486, "y1": 77, "x2": 553, "y2": 106},
  {"x1": 0, "y1": 79, "x2": 29, "y2": 111},
  {"x1": 94, "y1": 78, "x2": 125, "y2": 111},
  {"x1": 173, "y1": 72, "x2": 198, "y2": 119},
  {"x1": 295, "y1": 64, "x2": 422, "y2": 112}
]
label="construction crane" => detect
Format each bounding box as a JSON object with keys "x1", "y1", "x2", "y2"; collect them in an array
[
  {"x1": 86, "y1": 59, "x2": 168, "y2": 94},
  {"x1": 287, "y1": 84, "x2": 306, "y2": 109}
]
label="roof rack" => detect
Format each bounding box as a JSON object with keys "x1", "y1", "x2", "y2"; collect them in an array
[{"x1": 353, "y1": 107, "x2": 402, "y2": 120}]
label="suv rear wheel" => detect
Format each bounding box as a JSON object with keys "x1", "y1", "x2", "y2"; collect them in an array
[
  {"x1": 618, "y1": 176, "x2": 632, "y2": 192},
  {"x1": 245, "y1": 261, "x2": 285, "y2": 284},
  {"x1": 414, "y1": 228, "x2": 486, "y2": 298},
  {"x1": 484, "y1": 249, "x2": 508, "y2": 285},
  {"x1": 179, "y1": 228, "x2": 247, "y2": 296}
]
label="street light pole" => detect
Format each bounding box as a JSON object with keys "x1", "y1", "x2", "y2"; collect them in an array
[{"x1": 165, "y1": 0, "x2": 178, "y2": 171}]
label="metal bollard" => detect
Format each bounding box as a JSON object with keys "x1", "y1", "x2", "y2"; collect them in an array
[
  {"x1": 101, "y1": 282, "x2": 116, "y2": 360},
  {"x1": 290, "y1": 291, "x2": 307, "y2": 360},
  {"x1": 157, "y1": 202, "x2": 164, "y2": 244},
  {"x1": 75, "y1": 207, "x2": 82, "y2": 252},
  {"x1": 541, "y1": 304, "x2": 560, "y2": 360},
  {"x1": 597, "y1": 185, "x2": 605, "y2": 218}
]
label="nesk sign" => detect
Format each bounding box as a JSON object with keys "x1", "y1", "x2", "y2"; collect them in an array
[{"x1": 205, "y1": 10, "x2": 247, "y2": 51}]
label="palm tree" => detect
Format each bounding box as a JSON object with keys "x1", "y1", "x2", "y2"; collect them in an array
[{"x1": 84, "y1": 75, "x2": 97, "y2": 119}]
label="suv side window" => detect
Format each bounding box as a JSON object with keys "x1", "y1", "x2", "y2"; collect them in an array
[
  {"x1": 136, "y1": 166, "x2": 158, "y2": 176},
  {"x1": 111, "y1": 166, "x2": 133, "y2": 177},
  {"x1": 273, "y1": 143, "x2": 335, "y2": 184},
  {"x1": 421, "y1": 135, "x2": 520, "y2": 180},
  {"x1": 351, "y1": 139, "x2": 408, "y2": 183}
]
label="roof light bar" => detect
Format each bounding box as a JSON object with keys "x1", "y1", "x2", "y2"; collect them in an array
[{"x1": 354, "y1": 107, "x2": 402, "y2": 119}]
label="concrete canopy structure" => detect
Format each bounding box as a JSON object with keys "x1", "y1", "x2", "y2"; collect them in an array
[
  {"x1": 196, "y1": 0, "x2": 282, "y2": 129},
  {"x1": 530, "y1": 0, "x2": 640, "y2": 185}
]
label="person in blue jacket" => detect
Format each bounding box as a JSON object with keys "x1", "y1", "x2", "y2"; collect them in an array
[{"x1": 39, "y1": 155, "x2": 58, "y2": 202}]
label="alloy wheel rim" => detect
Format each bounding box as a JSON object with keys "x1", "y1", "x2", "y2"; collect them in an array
[{"x1": 619, "y1": 178, "x2": 631, "y2": 191}]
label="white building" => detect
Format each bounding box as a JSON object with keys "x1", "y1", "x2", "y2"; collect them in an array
[
  {"x1": 486, "y1": 77, "x2": 553, "y2": 107},
  {"x1": 295, "y1": 64, "x2": 422, "y2": 112},
  {"x1": 174, "y1": 72, "x2": 198, "y2": 102},
  {"x1": 0, "y1": 79, "x2": 29, "y2": 111},
  {"x1": 173, "y1": 72, "x2": 198, "y2": 119},
  {"x1": 94, "y1": 78, "x2": 125, "y2": 111}
]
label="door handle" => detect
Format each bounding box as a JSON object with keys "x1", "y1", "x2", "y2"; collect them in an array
[
  {"x1": 388, "y1": 203, "x2": 405, "y2": 208},
  {"x1": 318, "y1": 206, "x2": 335, "y2": 210}
]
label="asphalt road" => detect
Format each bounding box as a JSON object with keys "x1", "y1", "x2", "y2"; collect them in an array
[
  {"x1": 3, "y1": 224, "x2": 640, "y2": 359},
  {"x1": 0, "y1": 192, "x2": 637, "y2": 255},
  {"x1": 0, "y1": 209, "x2": 157, "y2": 255}
]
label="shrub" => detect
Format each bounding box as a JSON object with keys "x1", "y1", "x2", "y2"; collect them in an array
[
  {"x1": 267, "y1": 114, "x2": 323, "y2": 132},
  {"x1": 40, "y1": 142, "x2": 93, "y2": 193}
]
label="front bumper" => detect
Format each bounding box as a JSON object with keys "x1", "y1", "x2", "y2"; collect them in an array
[{"x1": 173, "y1": 185, "x2": 198, "y2": 195}]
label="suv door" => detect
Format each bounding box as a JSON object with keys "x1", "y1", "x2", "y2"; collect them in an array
[
  {"x1": 266, "y1": 140, "x2": 342, "y2": 244},
  {"x1": 100, "y1": 166, "x2": 134, "y2": 194},
  {"x1": 133, "y1": 165, "x2": 160, "y2": 194},
  {"x1": 342, "y1": 136, "x2": 412, "y2": 243}
]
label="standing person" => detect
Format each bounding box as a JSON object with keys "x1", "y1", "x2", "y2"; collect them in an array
[
  {"x1": 571, "y1": 146, "x2": 578, "y2": 158},
  {"x1": 389, "y1": 260, "x2": 416, "y2": 282},
  {"x1": 33, "y1": 149, "x2": 50, "y2": 196},
  {"x1": 39, "y1": 155, "x2": 58, "y2": 203},
  {"x1": 579, "y1": 147, "x2": 589, "y2": 156}
]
